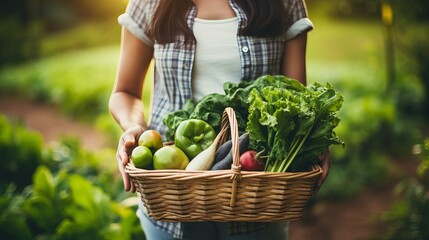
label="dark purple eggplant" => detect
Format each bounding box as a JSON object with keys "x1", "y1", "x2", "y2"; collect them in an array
[{"x1": 211, "y1": 133, "x2": 249, "y2": 170}]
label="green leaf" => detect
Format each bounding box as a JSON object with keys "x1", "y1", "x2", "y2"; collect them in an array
[
  {"x1": 66, "y1": 175, "x2": 113, "y2": 233},
  {"x1": 22, "y1": 195, "x2": 57, "y2": 232},
  {"x1": 162, "y1": 99, "x2": 195, "y2": 140},
  {"x1": 32, "y1": 166, "x2": 55, "y2": 200},
  {"x1": 0, "y1": 217, "x2": 32, "y2": 240}
]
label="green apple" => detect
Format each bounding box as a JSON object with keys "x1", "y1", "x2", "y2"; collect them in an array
[
  {"x1": 153, "y1": 145, "x2": 189, "y2": 170},
  {"x1": 131, "y1": 146, "x2": 153, "y2": 169}
]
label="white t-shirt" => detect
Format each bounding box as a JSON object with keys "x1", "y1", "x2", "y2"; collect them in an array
[{"x1": 191, "y1": 17, "x2": 241, "y2": 101}]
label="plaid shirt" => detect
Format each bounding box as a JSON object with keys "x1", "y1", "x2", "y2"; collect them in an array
[{"x1": 119, "y1": 0, "x2": 313, "y2": 238}]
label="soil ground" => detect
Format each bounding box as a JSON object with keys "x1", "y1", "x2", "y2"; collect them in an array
[
  {"x1": 0, "y1": 96, "x2": 419, "y2": 240},
  {"x1": 0, "y1": 96, "x2": 110, "y2": 151}
]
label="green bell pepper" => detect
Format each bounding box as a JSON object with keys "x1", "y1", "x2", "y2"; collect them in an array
[{"x1": 174, "y1": 119, "x2": 216, "y2": 159}]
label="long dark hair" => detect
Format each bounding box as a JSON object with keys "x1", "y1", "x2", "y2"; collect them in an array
[{"x1": 146, "y1": 0, "x2": 287, "y2": 44}]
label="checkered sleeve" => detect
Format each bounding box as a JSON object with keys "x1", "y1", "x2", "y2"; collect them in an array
[
  {"x1": 283, "y1": 0, "x2": 314, "y2": 40},
  {"x1": 117, "y1": 0, "x2": 156, "y2": 46}
]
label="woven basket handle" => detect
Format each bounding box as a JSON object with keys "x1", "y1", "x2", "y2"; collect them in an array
[{"x1": 220, "y1": 107, "x2": 241, "y2": 207}]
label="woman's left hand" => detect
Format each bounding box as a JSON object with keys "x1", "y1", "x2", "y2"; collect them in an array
[{"x1": 313, "y1": 150, "x2": 331, "y2": 196}]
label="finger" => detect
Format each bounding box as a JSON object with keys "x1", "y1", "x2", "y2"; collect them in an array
[
  {"x1": 116, "y1": 158, "x2": 131, "y2": 192},
  {"x1": 121, "y1": 149, "x2": 130, "y2": 165},
  {"x1": 123, "y1": 175, "x2": 131, "y2": 192},
  {"x1": 116, "y1": 144, "x2": 129, "y2": 166},
  {"x1": 121, "y1": 154, "x2": 135, "y2": 192},
  {"x1": 123, "y1": 171, "x2": 133, "y2": 193},
  {"x1": 120, "y1": 159, "x2": 135, "y2": 193},
  {"x1": 117, "y1": 149, "x2": 133, "y2": 192},
  {"x1": 317, "y1": 160, "x2": 328, "y2": 186},
  {"x1": 121, "y1": 132, "x2": 137, "y2": 147},
  {"x1": 317, "y1": 155, "x2": 331, "y2": 188},
  {"x1": 124, "y1": 137, "x2": 136, "y2": 148},
  {"x1": 122, "y1": 135, "x2": 137, "y2": 163},
  {"x1": 313, "y1": 153, "x2": 331, "y2": 196},
  {"x1": 129, "y1": 174, "x2": 136, "y2": 193}
]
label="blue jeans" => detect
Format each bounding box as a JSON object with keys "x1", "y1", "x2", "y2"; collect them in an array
[{"x1": 138, "y1": 209, "x2": 289, "y2": 240}]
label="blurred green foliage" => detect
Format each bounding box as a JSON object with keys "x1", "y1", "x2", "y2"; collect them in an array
[
  {"x1": 329, "y1": 0, "x2": 381, "y2": 19},
  {"x1": 0, "y1": 115, "x2": 44, "y2": 191},
  {"x1": 0, "y1": 115, "x2": 145, "y2": 240},
  {"x1": 389, "y1": 0, "x2": 429, "y2": 121},
  {"x1": 0, "y1": 45, "x2": 124, "y2": 146},
  {"x1": 0, "y1": 46, "x2": 118, "y2": 116},
  {"x1": 375, "y1": 138, "x2": 429, "y2": 240},
  {"x1": 0, "y1": 43, "x2": 150, "y2": 144},
  {"x1": 0, "y1": 0, "x2": 125, "y2": 66},
  {"x1": 305, "y1": 1, "x2": 427, "y2": 199},
  {"x1": 41, "y1": 20, "x2": 122, "y2": 56}
]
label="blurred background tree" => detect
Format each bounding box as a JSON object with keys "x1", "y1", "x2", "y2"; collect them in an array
[
  {"x1": 389, "y1": 0, "x2": 429, "y2": 121},
  {"x1": 307, "y1": 0, "x2": 429, "y2": 122},
  {"x1": 0, "y1": 0, "x2": 125, "y2": 66}
]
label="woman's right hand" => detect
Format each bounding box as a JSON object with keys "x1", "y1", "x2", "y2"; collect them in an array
[{"x1": 116, "y1": 125, "x2": 145, "y2": 192}]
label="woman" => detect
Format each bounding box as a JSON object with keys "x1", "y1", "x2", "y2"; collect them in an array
[{"x1": 109, "y1": 0, "x2": 330, "y2": 239}]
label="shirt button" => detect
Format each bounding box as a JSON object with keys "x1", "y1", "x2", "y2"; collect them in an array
[
  {"x1": 241, "y1": 46, "x2": 249, "y2": 53},
  {"x1": 184, "y1": 63, "x2": 189, "y2": 69}
]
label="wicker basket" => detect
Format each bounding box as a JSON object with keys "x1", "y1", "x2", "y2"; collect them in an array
[{"x1": 125, "y1": 107, "x2": 322, "y2": 222}]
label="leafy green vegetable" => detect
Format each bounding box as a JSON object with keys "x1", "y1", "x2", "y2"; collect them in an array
[
  {"x1": 163, "y1": 93, "x2": 248, "y2": 141},
  {"x1": 163, "y1": 75, "x2": 344, "y2": 172},
  {"x1": 163, "y1": 99, "x2": 196, "y2": 140},
  {"x1": 162, "y1": 76, "x2": 295, "y2": 140},
  {"x1": 189, "y1": 94, "x2": 233, "y2": 133},
  {"x1": 245, "y1": 76, "x2": 344, "y2": 172}
]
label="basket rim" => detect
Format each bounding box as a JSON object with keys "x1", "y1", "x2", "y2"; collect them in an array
[{"x1": 125, "y1": 162, "x2": 323, "y2": 180}]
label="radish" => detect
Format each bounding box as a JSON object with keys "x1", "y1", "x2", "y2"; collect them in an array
[{"x1": 239, "y1": 150, "x2": 266, "y2": 171}]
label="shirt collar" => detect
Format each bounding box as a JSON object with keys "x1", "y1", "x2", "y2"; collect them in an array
[{"x1": 228, "y1": 0, "x2": 247, "y2": 30}]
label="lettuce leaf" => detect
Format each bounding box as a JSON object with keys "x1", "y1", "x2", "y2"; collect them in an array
[{"x1": 245, "y1": 76, "x2": 344, "y2": 172}]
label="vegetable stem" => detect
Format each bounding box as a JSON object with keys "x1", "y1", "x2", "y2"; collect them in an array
[
  {"x1": 283, "y1": 131, "x2": 310, "y2": 171},
  {"x1": 277, "y1": 123, "x2": 314, "y2": 172},
  {"x1": 193, "y1": 133, "x2": 205, "y2": 142}
]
